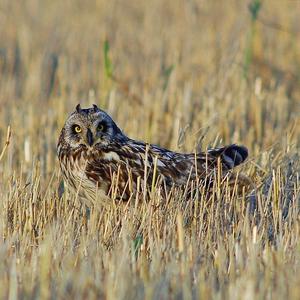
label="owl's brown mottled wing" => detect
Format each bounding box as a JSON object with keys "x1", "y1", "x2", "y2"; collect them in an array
[{"x1": 84, "y1": 140, "x2": 248, "y2": 200}]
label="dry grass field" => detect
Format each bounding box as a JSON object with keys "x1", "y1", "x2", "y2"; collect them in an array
[{"x1": 0, "y1": 0, "x2": 299, "y2": 299}]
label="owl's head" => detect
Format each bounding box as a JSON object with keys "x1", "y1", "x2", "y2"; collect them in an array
[{"x1": 60, "y1": 104, "x2": 127, "y2": 150}]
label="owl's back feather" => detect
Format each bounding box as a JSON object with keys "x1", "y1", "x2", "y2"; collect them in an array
[{"x1": 79, "y1": 140, "x2": 249, "y2": 200}]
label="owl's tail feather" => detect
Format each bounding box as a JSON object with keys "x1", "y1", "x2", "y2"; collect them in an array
[{"x1": 209, "y1": 144, "x2": 248, "y2": 169}]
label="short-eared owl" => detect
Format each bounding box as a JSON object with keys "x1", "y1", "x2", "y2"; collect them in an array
[{"x1": 57, "y1": 104, "x2": 248, "y2": 207}]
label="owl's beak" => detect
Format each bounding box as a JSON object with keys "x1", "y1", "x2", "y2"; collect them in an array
[{"x1": 86, "y1": 129, "x2": 94, "y2": 146}]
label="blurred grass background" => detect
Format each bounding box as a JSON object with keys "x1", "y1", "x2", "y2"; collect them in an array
[{"x1": 0, "y1": 0, "x2": 299, "y2": 299}]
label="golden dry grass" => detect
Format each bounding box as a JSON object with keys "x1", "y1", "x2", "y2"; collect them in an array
[{"x1": 0, "y1": 0, "x2": 299, "y2": 299}]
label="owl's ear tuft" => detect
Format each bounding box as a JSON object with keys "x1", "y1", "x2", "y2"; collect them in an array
[
  {"x1": 92, "y1": 104, "x2": 99, "y2": 112},
  {"x1": 76, "y1": 104, "x2": 82, "y2": 113}
]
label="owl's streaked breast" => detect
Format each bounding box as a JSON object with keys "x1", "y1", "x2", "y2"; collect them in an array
[{"x1": 58, "y1": 147, "x2": 110, "y2": 205}]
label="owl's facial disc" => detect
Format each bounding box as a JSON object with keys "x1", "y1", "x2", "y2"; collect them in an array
[{"x1": 64, "y1": 105, "x2": 127, "y2": 149}]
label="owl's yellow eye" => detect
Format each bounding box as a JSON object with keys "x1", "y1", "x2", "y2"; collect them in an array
[
  {"x1": 74, "y1": 125, "x2": 82, "y2": 133},
  {"x1": 97, "y1": 122, "x2": 106, "y2": 132}
]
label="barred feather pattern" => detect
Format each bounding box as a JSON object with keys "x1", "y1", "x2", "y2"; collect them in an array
[{"x1": 57, "y1": 105, "x2": 249, "y2": 206}]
